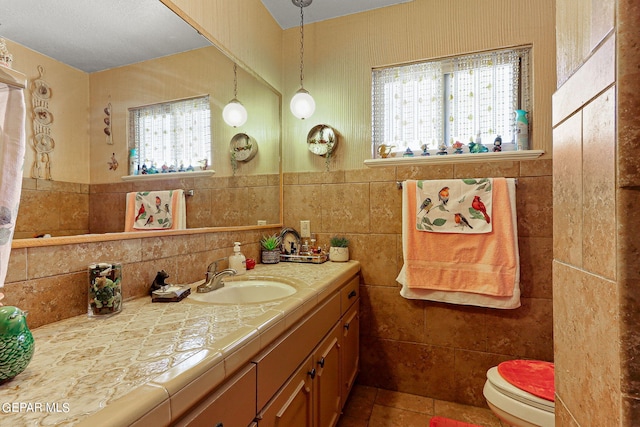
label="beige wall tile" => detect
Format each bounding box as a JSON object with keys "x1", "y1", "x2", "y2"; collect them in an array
[
  {"x1": 553, "y1": 261, "x2": 620, "y2": 427},
  {"x1": 360, "y1": 285, "x2": 424, "y2": 343},
  {"x1": 617, "y1": 0, "x2": 640, "y2": 187},
  {"x1": 582, "y1": 87, "x2": 616, "y2": 280},
  {"x1": 553, "y1": 34, "x2": 615, "y2": 125},
  {"x1": 425, "y1": 304, "x2": 487, "y2": 352},
  {"x1": 6, "y1": 248, "x2": 27, "y2": 283},
  {"x1": 515, "y1": 175, "x2": 554, "y2": 238},
  {"x1": 520, "y1": 158, "x2": 553, "y2": 177},
  {"x1": 369, "y1": 182, "x2": 402, "y2": 235},
  {"x1": 553, "y1": 113, "x2": 583, "y2": 265},
  {"x1": 518, "y1": 237, "x2": 553, "y2": 299},
  {"x1": 321, "y1": 183, "x2": 370, "y2": 233},
  {"x1": 349, "y1": 234, "x2": 398, "y2": 287},
  {"x1": 452, "y1": 350, "x2": 510, "y2": 407},
  {"x1": 484, "y1": 297, "x2": 554, "y2": 361},
  {"x1": 453, "y1": 162, "x2": 520, "y2": 179},
  {"x1": 283, "y1": 184, "x2": 323, "y2": 230}
]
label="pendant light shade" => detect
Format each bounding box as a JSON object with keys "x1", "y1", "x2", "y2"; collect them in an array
[
  {"x1": 223, "y1": 64, "x2": 248, "y2": 127},
  {"x1": 290, "y1": 88, "x2": 315, "y2": 120},
  {"x1": 290, "y1": 0, "x2": 315, "y2": 120},
  {"x1": 222, "y1": 100, "x2": 247, "y2": 128}
]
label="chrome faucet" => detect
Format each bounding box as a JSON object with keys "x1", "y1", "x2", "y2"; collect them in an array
[{"x1": 196, "y1": 258, "x2": 237, "y2": 293}]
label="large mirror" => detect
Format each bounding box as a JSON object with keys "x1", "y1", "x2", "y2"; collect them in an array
[{"x1": 2, "y1": 0, "x2": 282, "y2": 241}]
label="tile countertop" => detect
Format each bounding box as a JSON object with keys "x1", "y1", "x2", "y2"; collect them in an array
[{"x1": 0, "y1": 261, "x2": 361, "y2": 426}]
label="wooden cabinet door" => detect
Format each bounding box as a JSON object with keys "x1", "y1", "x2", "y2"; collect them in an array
[
  {"x1": 258, "y1": 355, "x2": 314, "y2": 427},
  {"x1": 341, "y1": 300, "x2": 359, "y2": 409},
  {"x1": 314, "y1": 323, "x2": 342, "y2": 427},
  {"x1": 173, "y1": 364, "x2": 257, "y2": 427}
]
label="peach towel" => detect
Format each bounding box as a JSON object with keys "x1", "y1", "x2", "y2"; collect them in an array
[
  {"x1": 124, "y1": 190, "x2": 185, "y2": 232},
  {"x1": 402, "y1": 178, "x2": 517, "y2": 296}
]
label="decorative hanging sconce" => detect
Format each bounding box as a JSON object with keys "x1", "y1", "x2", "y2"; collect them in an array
[
  {"x1": 222, "y1": 63, "x2": 248, "y2": 127},
  {"x1": 290, "y1": 0, "x2": 315, "y2": 120}
]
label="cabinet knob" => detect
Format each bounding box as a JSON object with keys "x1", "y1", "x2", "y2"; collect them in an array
[
  {"x1": 308, "y1": 368, "x2": 316, "y2": 379},
  {"x1": 344, "y1": 322, "x2": 350, "y2": 330},
  {"x1": 317, "y1": 357, "x2": 325, "y2": 368},
  {"x1": 348, "y1": 290, "x2": 357, "y2": 299},
  {"x1": 215, "y1": 423, "x2": 223, "y2": 427}
]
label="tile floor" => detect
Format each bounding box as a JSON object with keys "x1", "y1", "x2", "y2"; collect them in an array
[{"x1": 337, "y1": 385, "x2": 507, "y2": 427}]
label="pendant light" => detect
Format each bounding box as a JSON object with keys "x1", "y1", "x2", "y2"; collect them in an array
[
  {"x1": 290, "y1": 0, "x2": 315, "y2": 120},
  {"x1": 223, "y1": 63, "x2": 248, "y2": 127}
]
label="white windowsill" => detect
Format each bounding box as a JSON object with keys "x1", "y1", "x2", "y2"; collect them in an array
[
  {"x1": 121, "y1": 170, "x2": 215, "y2": 181},
  {"x1": 364, "y1": 150, "x2": 544, "y2": 167}
]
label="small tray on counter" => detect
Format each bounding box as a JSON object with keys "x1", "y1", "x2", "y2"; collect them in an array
[{"x1": 279, "y1": 253, "x2": 328, "y2": 264}]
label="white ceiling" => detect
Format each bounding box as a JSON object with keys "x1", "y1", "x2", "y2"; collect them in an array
[
  {"x1": 0, "y1": 0, "x2": 413, "y2": 73},
  {"x1": 262, "y1": 0, "x2": 414, "y2": 29},
  {"x1": 0, "y1": 0, "x2": 210, "y2": 73}
]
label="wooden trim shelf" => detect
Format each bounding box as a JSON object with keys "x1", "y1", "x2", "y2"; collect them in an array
[{"x1": 364, "y1": 150, "x2": 544, "y2": 167}]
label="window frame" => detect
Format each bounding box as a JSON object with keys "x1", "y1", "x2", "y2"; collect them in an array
[
  {"x1": 371, "y1": 46, "x2": 531, "y2": 158},
  {"x1": 128, "y1": 95, "x2": 212, "y2": 174}
]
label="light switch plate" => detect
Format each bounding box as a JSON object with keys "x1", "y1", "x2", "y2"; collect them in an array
[{"x1": 300, "y1": 220, "x2": 311, "y2": 238}]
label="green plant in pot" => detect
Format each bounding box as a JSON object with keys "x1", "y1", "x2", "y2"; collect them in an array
[
  {"x1": 260, "y1": 234, "x2": 281, "y2": 264},
  {"x1": 329, "y1": 236, "x2": 349, "y2": 262}
]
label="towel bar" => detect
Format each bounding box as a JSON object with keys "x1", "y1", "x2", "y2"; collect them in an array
[
  {"x1": 185, "y1": 189, "x2": 194, "y2": 196},
  {"x1": 396, "y1": 179, "x2": 518, "y2": 189}
]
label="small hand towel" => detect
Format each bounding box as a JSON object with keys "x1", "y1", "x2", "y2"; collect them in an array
[
  {"x1": 416, "y1": 178, "x2": 493, "y2": 234},
  {"x1": 399, "y1": 178, "x2": 518, "y2": 297},
  {"x1": 124, "y1": 189, "x2": 185, "y2": 231}
]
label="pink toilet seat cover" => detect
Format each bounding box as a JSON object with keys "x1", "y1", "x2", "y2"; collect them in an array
[{"x1": 497, "y1": 360, "x2": 555, "y2": 402}]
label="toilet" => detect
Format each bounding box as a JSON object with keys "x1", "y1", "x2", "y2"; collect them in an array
[{"x1": 483, "y1": 360, "x2": 555, "y2": 427}]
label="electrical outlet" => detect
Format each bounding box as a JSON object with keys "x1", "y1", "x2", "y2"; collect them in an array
[{"x1": 300, "y1": 220, "x2": 311, "y2": 238}]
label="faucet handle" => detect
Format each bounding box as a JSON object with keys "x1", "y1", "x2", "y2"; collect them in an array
[{"x1": 207, "y1": 257, "x2": 227, "y2": 273}]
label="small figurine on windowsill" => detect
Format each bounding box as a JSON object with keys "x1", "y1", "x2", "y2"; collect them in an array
[
  {"x1": 420, "y1": 144, "x2": 430, "y2": 156},
  {"x1": 451, "y1": 140, "x2": 464, "y2": 154},
  {"x1": 493, "y1": 135, "x2": 502, "y2": 152},
  {"x1": 403, "y1": 147, "x2": 414, "y2": 157},
  {"x1": 436, "y1": 142, "x2": 448, "y2": 155}
]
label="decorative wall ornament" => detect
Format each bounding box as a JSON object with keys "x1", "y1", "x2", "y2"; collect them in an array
[
  {"x1": 104, "y1": 102, "x2": 113, "y2": 145},
  {"x1": 108, "y1": 153, "x2": 118, "y2": 171},
  {"x1": 0, "y1": 38, "x2": 13, "y2": 68},
  {"x1": 30, "y1": 66, "x2": 53, "y2": 180}
]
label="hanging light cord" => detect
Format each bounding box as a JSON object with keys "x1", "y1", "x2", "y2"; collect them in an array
[
  {"x1": 298, "y1": 2, "x2": 305, "y2": 88},
  {"x1": 233, "y1": 63, "x2": 238, "y2": 99}
]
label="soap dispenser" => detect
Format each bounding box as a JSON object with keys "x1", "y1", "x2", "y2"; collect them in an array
[{"x1": 229, "y1": 242, "x2": 247, "y2": 275}]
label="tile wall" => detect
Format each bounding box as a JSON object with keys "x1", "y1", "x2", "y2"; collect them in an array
[
  {"x1": 14, "y1": 174, "x2": 280, "y2": 239},
  {"x1": 283, "y1": 158, "x2": 554, "y2": 408},
  {"x1": 3, "y1": 229, "x2": 276, "y2": 329}
]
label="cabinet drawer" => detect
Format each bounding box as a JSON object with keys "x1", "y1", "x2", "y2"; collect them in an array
[
  {"x1": 254, "y1": 292, "x2": 341, "y2": 410},
  {"x1": 173, "y1": 364, "x2": 256, "y2": 427},
  {"x1": 340, "y1": 275, "x2": 359, "y2": 314}
]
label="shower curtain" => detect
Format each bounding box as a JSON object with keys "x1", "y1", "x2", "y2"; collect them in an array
[{"x1": 0, "y1": 81, "x2": 26, "y2": 304}]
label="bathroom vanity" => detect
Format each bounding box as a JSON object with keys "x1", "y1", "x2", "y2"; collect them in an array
[{"x1": 0, "y1": 261, "x2": 360, "y2": 427}]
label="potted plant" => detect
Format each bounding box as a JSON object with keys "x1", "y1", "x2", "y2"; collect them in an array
[
  {"x1": 260, "y1": 234, "x2": 281, "y2": 264},
  {"x1": 329, "y1": 236, "x2": 349, "y2": 262}
]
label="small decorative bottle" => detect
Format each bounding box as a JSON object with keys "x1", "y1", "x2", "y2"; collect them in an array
[{"x1": 515, "y1": 110, "x2": 529, "y2": 150}]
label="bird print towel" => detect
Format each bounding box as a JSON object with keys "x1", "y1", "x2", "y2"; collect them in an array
[
  {"x1": 124, "y1": 190, "x2": 186, "y2": 231},
  {"x1": 416, "y1": 178, "x2": 493, "y2": 234},
  {"x1": 399, "y1": 178, "x2": 518, "y2": 297}
]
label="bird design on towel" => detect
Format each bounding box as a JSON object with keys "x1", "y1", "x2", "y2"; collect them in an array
[
  {"x1": 472, "y1": 196, "x2": 490, "y2": 223},
  {"x1": 454, "y1": 213, "x2": 473, "y2": 229},
  {"x1": 419, "y1": 197, "x2": 433, "y2": 215},
  {"x1": 164, "y1": 203, "x2": 170, "y2": 214},
  {"x1": 135, "y1": 204, "x2": 146, "y2": 221},
  {"x1": 155, "y1": 196, "x2": 162, "y2": 213},
  {"x1": 438, "y1": 187, "x2": 449, "y2": 206},
  {"x1": 144, "y1": 215, "x2": 154, "y2": 226}
]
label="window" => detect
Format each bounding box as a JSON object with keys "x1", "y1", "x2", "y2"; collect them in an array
[
  {"x1": 129, "y1": 95, "x2": 211, "y2": 173},
  {"x1": 372, "y1": 47, "x2": 530, "y2": 156}
]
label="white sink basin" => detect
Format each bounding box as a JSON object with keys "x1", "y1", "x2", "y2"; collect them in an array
[{"x1": 189, "y1": 279, "x2": 298, "y2": 304}]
